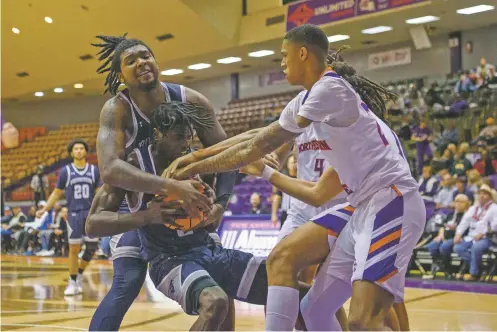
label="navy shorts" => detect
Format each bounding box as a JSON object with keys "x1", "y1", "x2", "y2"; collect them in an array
[
  {"x1": 149, "y1": 244, "x2": 268, "y2": 315},
  {"x1": 68, "y1": 210, "x2": 97, "y2": 244},
  {"x1": 110, "y1": 230, "x2": 142, "y2": 261}
]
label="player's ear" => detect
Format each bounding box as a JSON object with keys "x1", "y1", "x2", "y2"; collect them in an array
[{"x1": 299, "y1": 47, "x2": 308, "y2": 61}]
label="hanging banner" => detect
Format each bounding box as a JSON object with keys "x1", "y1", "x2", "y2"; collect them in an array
[
  {"x1": 286, "y1": 0, "x2": 428, "y2": 32},
  {"x1": 368, "y1": 47, "x2": 412, "y2": 70}
]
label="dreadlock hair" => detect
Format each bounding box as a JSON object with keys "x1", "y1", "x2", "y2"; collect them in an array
[
  {"x1": 91, "y1": 33, "x2": 154, "y2": 95},
  {"x1": 284, "y1": 24, "x2": 329, "y2": 62},
  {"x1": 327, "y1": 46, "x2": 397, "y2": 121},
  {"x1": 67, "y1": 138, "x2": 89, "y2": 154},
  {"x1": 150, "y1": 101, "x2": 215, "y2": 142}
]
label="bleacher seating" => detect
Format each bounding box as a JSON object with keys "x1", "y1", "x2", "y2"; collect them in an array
[{"x1": 1, "y1": 123, "x2": 99, "y2": 189}]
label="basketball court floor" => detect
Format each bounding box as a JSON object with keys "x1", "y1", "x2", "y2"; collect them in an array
[{"x1": 1, "y1": 255, "x2": 497, "y2": 331}]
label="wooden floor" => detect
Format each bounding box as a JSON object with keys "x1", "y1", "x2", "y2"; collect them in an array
[{"x1": 1, "y1": 255, "x2": 497, "y2": 331}]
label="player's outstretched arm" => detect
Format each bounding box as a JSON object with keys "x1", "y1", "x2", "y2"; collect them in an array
[
  {"x1": 85, "y1": 184, "x2": 183, "y2": 237},
  {"x1": 97, "y1": 97, "x2": 211, "y2": 217},
  {"x1": 242, "y1": 162, "x2": 343, "y2": 207},
  {"x1": 164, "y1": 128, "x2": 262, "y2": 178},
  {"x1": 173, "y1": 121, "x2": 299, "y2": 179}
]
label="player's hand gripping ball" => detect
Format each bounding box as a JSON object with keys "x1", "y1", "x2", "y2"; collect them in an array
[{"x1": 158, "y1": 176, "x2": 215, "y2": 232}]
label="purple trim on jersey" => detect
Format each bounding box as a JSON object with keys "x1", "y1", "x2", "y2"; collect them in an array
[
  {"x1": 337, "y1": 208, "x2": 353, "y2": 216},
  {"x1": 373, "y1": 196, "x2": 404, "y2": 231},
  {"x1": 361, "y1": 102, "x2": 369, "y2": 112},
  {"x1": 312, "y1": 213, "x2": 348, "y2": 235},
  {"x1": 363, "y1": 253, "x2": 398, "y2": 282},
  {"x1": 367, "y1": 224, "x2": 403, "y2": 260},
  {"x1": 302, "y1": 90, "x2": 311, "y2": 105},
  {"x1": 391, "y1": 129, "x2": 406, "y2": 159},
  {"x1": 323, "y1": 72, "x2": 340, "y2": 79},
  {"x1": 117, "y1": 230, "x2": 142, "y2": 248}
]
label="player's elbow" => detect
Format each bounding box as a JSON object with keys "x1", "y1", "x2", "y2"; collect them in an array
[{"x1": 85, "y1": 215, "x2": 100, "y2": 238}]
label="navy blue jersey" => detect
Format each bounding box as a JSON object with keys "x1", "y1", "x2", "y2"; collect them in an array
[
  {"x1": 118, "y1": 81, "x2": 211, "y2": 262},
  {"x1": 56, "y1": 163, "x2": 100, "y2": 212}
]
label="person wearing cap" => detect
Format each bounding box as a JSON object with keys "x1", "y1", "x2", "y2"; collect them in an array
[
  {"x1": 453, "y1": 184, "x2": 495, "y2": 281},
  {"x1": 478, "y1": 117, "x2": 497, "y2": 139},
  {"x1": 426, "y1": 194, "x2": 470, "y2": 280}
]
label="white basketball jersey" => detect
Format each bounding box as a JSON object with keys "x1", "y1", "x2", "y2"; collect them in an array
[
  {"x1": 282, "y1": 92, "x2": 347, "y2": 223},
  {"x1": 280, "y1": 73, "x2": 417, "y2": 207}
]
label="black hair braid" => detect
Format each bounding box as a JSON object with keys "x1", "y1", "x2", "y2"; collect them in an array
[
  {"x1": 91, "y1": 33, "x2": 154, "y2": 95},
  {"x1": 327, "y1": 46, "x2": 397, "y2": 120},
  {"x1": 151, "y1": 102, "x2": 215, "y2": 141}
]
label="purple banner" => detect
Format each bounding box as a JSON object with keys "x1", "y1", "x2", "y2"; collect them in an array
[
  {"x1": 218, "y1": 215, "x2": 280, "y2": 257},
  {"x1": 286, "y1": 0, "x2": 428, "y2": 32}
]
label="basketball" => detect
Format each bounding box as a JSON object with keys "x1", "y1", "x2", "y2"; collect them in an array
[{"x1": 159, "y1": 180, "x2": 209, "y2": 232}]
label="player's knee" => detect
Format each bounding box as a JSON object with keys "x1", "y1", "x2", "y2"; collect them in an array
[
  {"x1": 198, "y1": 287, "x2": 229, "y2": 320},
  {"x1": 82, "y1": 242, "x2": 98, "y2": 261},
  {"x1": 267, "y1": 244, "x2": 297, "y2": 275}
]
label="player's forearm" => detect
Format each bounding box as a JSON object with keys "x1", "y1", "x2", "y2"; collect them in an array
[
  {"x1": 86, "y1": 210, "x2": 149, "y2": 237},
  {"x1": 44, "y1": 189, "x2": 63, "y2": 212},
  {"x1": 192, "y1": 129, "x2": 261, "y2": 161},
  {"x1": 272, "y1": 194, "x2": 282, "y2": 219},
  {"x1": 101, "y1": 158, "x2": 174, "y2": 195},
  {"x1": 268, "y1": 172, "x2": 322, "y2": 207}
]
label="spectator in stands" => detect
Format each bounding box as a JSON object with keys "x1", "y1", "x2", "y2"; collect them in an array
[
  {"x1": 425, "y1": 82, "x2": 445, "y2": 107},
  {"x1": 1, "y1": 207, "x2": 27, "y2": 252},
  {"x1": 455, "y1": 71, "x2": 479, "y2": 94},
  {"x1": 434, "y1": 173, "x2": 457, "y2": 209},
  {"x1": 37, "y1": 205, "x2": 66, "y2": 257},
  {"x1": 477, "y1": 117, "x2": 497, "y2": 141},
  {"x1": 25, "y1": 206, "x2": 36, "y2": 223},
  {"x1": 412, "y1": 121, "x2": 433, "y2": 174},
  {"x1": 418, "y1": 163, "x2": 439, "y2": 202},
  {"x1": 467, "y1": 169, "x2": 482, "y2": 195},
  {"x1": 473, "y1": 142, "x2": 497, "y2": 176},
  {"x1": 450, "y1": 153, "x2": 473, "y2": 177},
  {"x1": 452, "y1": 176, "x2": 475, "y2": 205},
  {"x1": 435, "y1": 120, "x2": 459, "y2": 155},
  {"x1": 454, "y1": 184, "x2": 495, "y2": 280},
  {"x1": 476, "y1": 56, "x2": 496, "y2": 82},
  {"x1": 426, "y1": 193, "x2": 470, "y2": 280},
  {"x1": 20, "y1": 200, "x2": 52, "y2": 255},
  {"x1": 1, "y1": 206, "x2": 13, "y2": 224},
  {"x1": 250, "y1": 192, "x2": 269, "y2": 215},
  {"x1": 30, "y1": 165, "x2": 49, "y2": 207}
]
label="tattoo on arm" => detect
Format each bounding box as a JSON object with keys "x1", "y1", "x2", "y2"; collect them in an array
[{"x1": 188, "y1": 122, "x2": 298, "y2": 176}]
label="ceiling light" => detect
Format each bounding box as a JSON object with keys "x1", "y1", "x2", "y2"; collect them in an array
[
  {"x1": 361, "y1": 26, "x2": 393, "y2": 34},
  {"x1": 248, "y1": 50, "x2": 275, "y2": 57},
  {"x1": 406, "y1": 15, "x2": 440, "y2": 24},
  {"x1": 187, "y1": 63, "x2": 211, "y2": 70},
  {"x1": 327, "y1": 34, "x2": 350, "y2": 43},
  {"x1": 161, "y1": 69, "x2": 184, "y2": 76},
  {"x1": 217, "y1": 57, "x2": 242, "y2": 64},
  {"x1": 44, "y1": 17, "x2": 53, "y2": 23},
  {"x1": 54, "y1": 88, "x2": 63, "y2": 93},
  {"x1": 12, "y1": 27, "x2": 20, "y2": 34},
  {"x1": 34, "y1": 92, "x2": 44, "y2": 97},
  {"x1": 456, "y1": 4, "x2": 494, "y2": 15},
  {"x1": 74, "y1": 83, "x2": 83, "y2": 89}
]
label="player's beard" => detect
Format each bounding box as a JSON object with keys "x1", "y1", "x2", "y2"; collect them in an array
[{"x1": 139, "y1": 77, "x2": 159, "y2": 92}]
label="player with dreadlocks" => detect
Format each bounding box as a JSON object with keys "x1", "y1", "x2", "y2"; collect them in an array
[
  {"x1": 86, "y1": 102, "x2": 311, "y2": 331},
  {"x1": 170, "y1": 24, "x2": 423, "y2": 331},
  {"x1": 88, "y1": 34, "x2": 237, "y2": 330}
]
